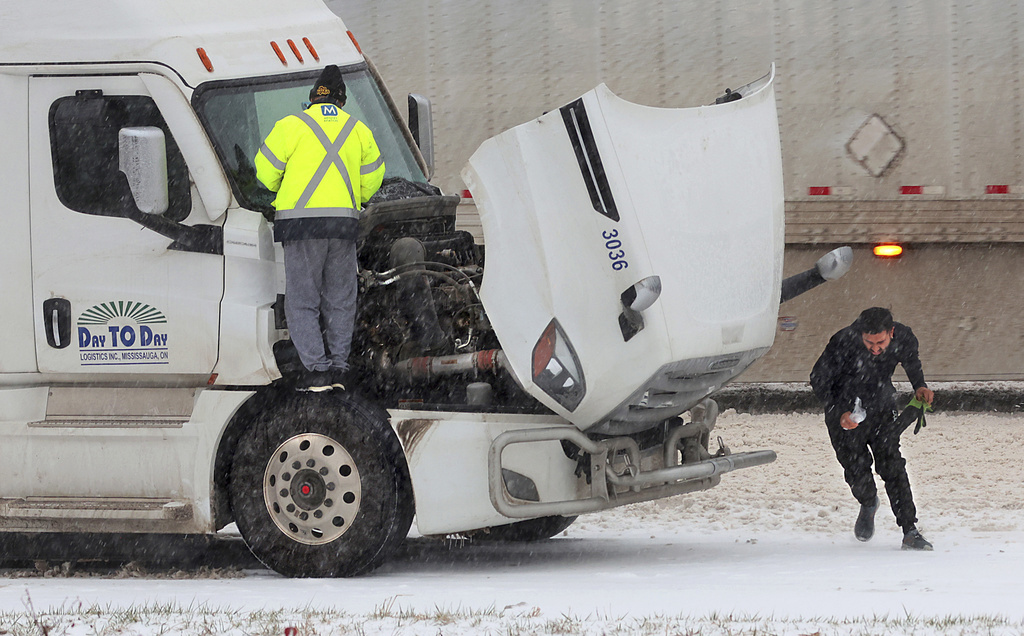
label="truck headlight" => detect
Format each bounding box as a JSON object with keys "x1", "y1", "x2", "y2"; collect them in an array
[{"x1": 531, "y1": 319, "x2": 586, "y2": 411}]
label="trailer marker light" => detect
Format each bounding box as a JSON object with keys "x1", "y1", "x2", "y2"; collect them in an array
[
  {"x1": 900, "y1": 185, "x2": 945, "y2": 195},
  {"x1": 196, "y1": 48, "x2": 213, "y2": 72},
  {"x1": 807, "y1": 186, "x2": 852, "y2": 196},
  {"x1": 287, "y1": 39, "x2": 304, "y2": 63},
  {"x1": 270, "y1": 41, "x2": 288, "y2": 65},
  {"x1": 303, "y1": 37, "x2": 320, "y2": 61},
  {"x1": 986, "y1": 185, "x2": 1011, "y2": 194},
  {"x1": 347, "y1": 31, "x2": 362, "y2": 54},
  {"x1": 873, "y1": 244, "x2": 903, "y2": 258}
]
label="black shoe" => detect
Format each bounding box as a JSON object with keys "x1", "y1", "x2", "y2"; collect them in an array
[
  {"x1": 298, "y1": 371, "x2": 335, "y2": 393},
  {"x1": 902, "y1": 528, "x2": 934, "y2": 551},
  {"x1": 329, "y1": 371, "x2": 348, "y2": 390},
  {"x1": 854, "y1": 496, "x2": 879, "y2": 542}
]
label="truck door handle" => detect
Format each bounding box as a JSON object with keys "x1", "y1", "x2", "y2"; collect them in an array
[{"x1": 43, "y1": 298, "x2": 72, "y2": 349}]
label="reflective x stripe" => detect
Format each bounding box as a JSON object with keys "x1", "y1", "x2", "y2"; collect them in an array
[
  {"x1": 274, "y1": 206, "x2": 359, "y2": 220},
  {"x1": 259, "y1": 143, "x2": 287, "y2": 170},
  {"x1": 295, "y1": 111, "x2": 357, "y2": 209},
  {"x1": 361, "y1": 155, "x2": 384, "y2": 175}
]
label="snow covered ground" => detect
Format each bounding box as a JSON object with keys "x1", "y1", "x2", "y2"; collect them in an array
[{"x1": 2, "y1": 407, "x2": 1023, "y2": 634}]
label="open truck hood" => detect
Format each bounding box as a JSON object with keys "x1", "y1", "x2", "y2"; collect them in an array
[{"x1": 461, "y1": 68, "x2": 784, "y2": 433}]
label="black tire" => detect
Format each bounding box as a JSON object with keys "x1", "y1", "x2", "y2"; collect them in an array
[
  {"x1": 229, "y1": 391, "x2": 413, "y2": 577},
  {"x1": 475, "y1": 515, "x2": 577, "y2": 542}
]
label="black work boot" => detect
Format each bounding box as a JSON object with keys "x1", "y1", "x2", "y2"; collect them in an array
[
  {"x1": 854, "y1": 496, "x2": 879, "y2": 542},
  {"x1": 901, "y1": 527, "x2": 934, "y2": 551},
  {"x1": 298, "y1": 370, "x2": 335, "y2": 393}
]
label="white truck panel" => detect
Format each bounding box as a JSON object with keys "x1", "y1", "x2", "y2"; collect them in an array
[
  {"x1": 0, "y1": 388, "x2": 253, "y2": 533},
  {"x1": 463, "y1": 75, "x2": 783, "y2": 428},
  {"x1": 28, "y1": 75, "x2": 224, "y2": 377},
  {"x1": 0, "y1": 73, "x2": 36, "y2": 374},
  {"x1": 390, "y1": 410, "x2": 578, "y2": 535}
]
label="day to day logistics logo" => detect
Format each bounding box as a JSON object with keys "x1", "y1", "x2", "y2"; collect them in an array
[{"x1": 77, "y1": 301, "x2": 170, "y2": 366}]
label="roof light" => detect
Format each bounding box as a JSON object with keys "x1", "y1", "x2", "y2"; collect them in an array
[
  {"x1": 987, "y1": 185, "x2": 1011, "y2": 194},
  {"x1": 270, "y1": 41, "x2": 287, "y2": 65},
  {"x1": 196, "y1": 48, "x2": 213, "y2": 72},
  {"x1": 303, "y1": 37, "x2": 320, "y2": 61},
  {"x1": 873, "y1": 244, "x2": 903, "y2": 258},
  {"x1": 347, "y1": 31, "x2": 362, "y2": 53},
  {"x1": 286, "y1": 39, "x2": 304, "y2": 63}
]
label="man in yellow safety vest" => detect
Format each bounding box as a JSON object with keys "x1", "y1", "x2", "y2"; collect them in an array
[{"x1": 255, "y1": 65, "x2": 385, "y2": 391}]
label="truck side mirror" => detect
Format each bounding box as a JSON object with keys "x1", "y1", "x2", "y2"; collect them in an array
[
  {"x1": 118, "y1": 126, "x2": 169, "y2": 215},
  {"x1": 408, "y1": 93, "x2": 435, "y2": 180}
]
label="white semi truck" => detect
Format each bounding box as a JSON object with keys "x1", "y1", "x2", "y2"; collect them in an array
[{"x1": 0, "y1": 0, "x2": 849, "y2": 577}]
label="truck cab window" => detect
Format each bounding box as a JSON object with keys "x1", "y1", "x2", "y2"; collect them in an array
[
  {"x1": 193, "y1": 67, "x2": 425, "y2": 214},
  {"x1": 49, "y1": 94, "x2": 192, "y2": 221}
]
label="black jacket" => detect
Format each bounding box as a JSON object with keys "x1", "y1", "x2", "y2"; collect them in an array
[{"x1": 810, "y1": 321, "x2": 927, "y2": 414}]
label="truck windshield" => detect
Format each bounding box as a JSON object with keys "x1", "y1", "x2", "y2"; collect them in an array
[{"x1": 193, "y1": 66, "x2": 425, "y2": 213}]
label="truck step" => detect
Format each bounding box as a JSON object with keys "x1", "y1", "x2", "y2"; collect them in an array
[{"x1": 0, "y1": 497, "x2": 193, "y2": 522}]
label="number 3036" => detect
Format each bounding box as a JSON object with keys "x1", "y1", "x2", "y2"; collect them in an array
[{"x1": 602, "y1": 229, "x2": 628, "y2": 270}]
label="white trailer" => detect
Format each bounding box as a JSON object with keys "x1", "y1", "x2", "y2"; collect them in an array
[
  {"x1": 0, "y1": 0, "x2": 847, "y2": 576},
  {"x1": 331, "y1": 0, "x2": 1024, "y2": 383}
]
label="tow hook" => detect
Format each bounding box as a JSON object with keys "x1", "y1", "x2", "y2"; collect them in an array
[{"x1": 713, "y1": 435, "x2": 731, "y2": 457}]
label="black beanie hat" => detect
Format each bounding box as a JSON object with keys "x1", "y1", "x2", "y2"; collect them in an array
[{"x1": 310, "y1": 65, "x2": 346, "y2": 104}]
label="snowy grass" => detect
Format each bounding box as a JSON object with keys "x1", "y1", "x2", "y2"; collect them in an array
[{"x1": 3, "y1": 599, "x2": 1024, "y2": 636}]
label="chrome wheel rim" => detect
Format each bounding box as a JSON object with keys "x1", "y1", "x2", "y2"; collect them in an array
[{"x1": 263, "y1": 433, "x2": 361, "y2": 545}]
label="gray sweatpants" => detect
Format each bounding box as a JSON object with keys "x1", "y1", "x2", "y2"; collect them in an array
[{"x1": 282, "y1": 238, "x2": 358, "y2": 373}]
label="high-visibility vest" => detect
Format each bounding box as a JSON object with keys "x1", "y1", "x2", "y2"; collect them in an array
[{"x1": 255, "y1": 102, "x2": 385, "y2": 241}]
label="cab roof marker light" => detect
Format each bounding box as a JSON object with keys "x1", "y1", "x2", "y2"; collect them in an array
[
  {"x1": 873, "y1": 244, "x2": 904, "y2": 258},
  {"x1": 196, "y1": 47, "x2": 213, "y2": 72},
  {"x1": 303, "y1": 37, "x2": 320, "y2": 61},
  {"x1": 270, "y1": 41, "x2": 287, "y2": 66},
  {"x1": 347, "y1": 30, "x2": 362, "y2": 54},
  {"x1": 287, "y1": 39, "x2": 304, "y2": 63}
]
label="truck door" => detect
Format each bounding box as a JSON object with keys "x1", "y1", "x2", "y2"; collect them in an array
[{"x1": 29, "y1": 75, "x2": 222, "y2": 377}]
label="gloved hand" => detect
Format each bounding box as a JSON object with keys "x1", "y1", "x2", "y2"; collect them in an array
[{"x1": 906, "y1": 396, "x2": 934, "y2": 434}]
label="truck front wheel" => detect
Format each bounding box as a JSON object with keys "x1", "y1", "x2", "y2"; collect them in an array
[{"x1": 228, "y1": 392, "x2": 413, "y2": 577}]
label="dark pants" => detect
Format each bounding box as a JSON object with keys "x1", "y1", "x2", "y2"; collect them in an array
[
  {"x1": 282, "y1": 238, "x2": 358, "y2": 373},
  {"x1": 825, "y1": 403, "x2": 918, "y2": 531}
]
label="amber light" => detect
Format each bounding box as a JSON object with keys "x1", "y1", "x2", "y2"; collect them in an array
[
  {"x1": 347, "y1": 30, "x2": 362, "y2": 53},
  {"x1": 286, "y1": 39, "x2": 304, "y2": 63},
  {"x1": 196, "y1": 48, "x2": 213, "y2": 72},
  {"x1": 270, "y1": 41, "x2": 288, "y2": 65},
  {"x1": 302, "y1": 37, "x2": 320, "y2": 61},
  {"x1": 873, "y1": 244, "x2": 904, "y2": 258}
]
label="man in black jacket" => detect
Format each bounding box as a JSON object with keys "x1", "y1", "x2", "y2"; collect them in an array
[{"x1": 810, "y1": 307, "x2": 935, "y2": 550}]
